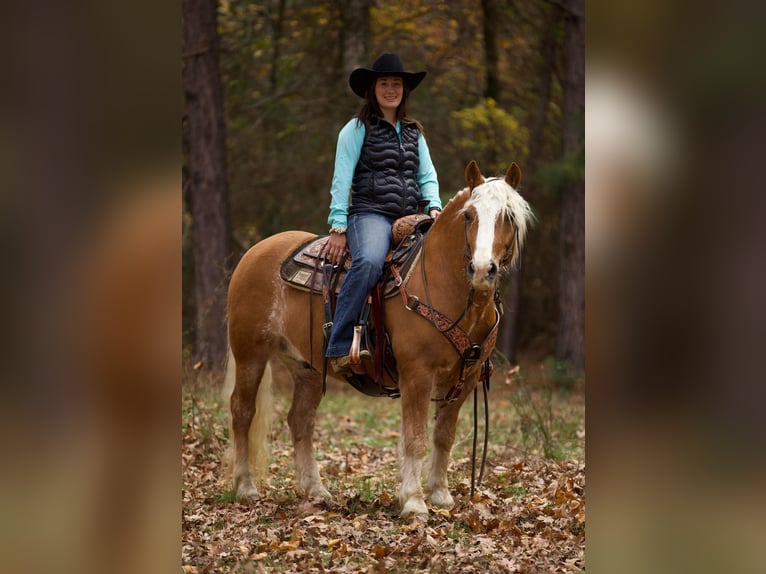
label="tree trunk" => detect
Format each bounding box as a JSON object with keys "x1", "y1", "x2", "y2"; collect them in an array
[
  {"x1": 183, "y1": 0, "x2": 232, "y2": 369},
  {"x1": 268, "y1": 0, "x2": 287, "y2": 95},
  {"x1": 481, "y1": 0, "x2": 500, "y2": 102},
  {"x1": 337, "y1": 0, "x2": 371, "y2": 92},
  {"x1": 527, "y1": 3, "x2": 561, "y2": 173},
  {"x1": 556, "y1": 0, "x2": 585, "y2": 372}
]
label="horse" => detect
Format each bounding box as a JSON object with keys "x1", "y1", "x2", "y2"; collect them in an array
[{"x1": 224, "y1": 160, "x2": 533, "y2": 518}]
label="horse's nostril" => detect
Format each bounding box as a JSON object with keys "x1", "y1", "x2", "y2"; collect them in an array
[
  {"x1": 468, "y1": 262, "x2": 475, "y2": 276},
  {"x1": 488, "y1": 262, "x2": 497, "y2": 276}
]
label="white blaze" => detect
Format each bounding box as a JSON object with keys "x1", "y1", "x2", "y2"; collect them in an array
[{"x1": 471, "y1": 200, "x2": 500, "y2": 272}]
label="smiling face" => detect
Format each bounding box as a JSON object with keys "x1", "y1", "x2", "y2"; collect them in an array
[{"x1": 374, "y1": 76, "x2": 404, "y2": 115}]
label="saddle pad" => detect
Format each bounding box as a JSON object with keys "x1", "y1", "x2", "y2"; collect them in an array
[{"x1": 279, "y1": 236, "x2": 346, "y2": 293}]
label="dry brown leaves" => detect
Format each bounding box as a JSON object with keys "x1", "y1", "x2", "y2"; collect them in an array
[{"x1": 182, "y1": 379, "x2": 584, "y2": 573}]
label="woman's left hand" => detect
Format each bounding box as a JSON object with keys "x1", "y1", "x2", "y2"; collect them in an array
[{"x1": 429, "y1": 209, "x2": 441, "y2": 221}]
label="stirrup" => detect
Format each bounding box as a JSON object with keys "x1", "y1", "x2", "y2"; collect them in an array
[{"x1": 349, "y1": 325, "x2": 368, "y2": 375}]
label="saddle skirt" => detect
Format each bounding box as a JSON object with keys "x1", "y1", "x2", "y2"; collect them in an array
[{"x1": 279, "y1": 214, "x2": 433, "y2": 297}]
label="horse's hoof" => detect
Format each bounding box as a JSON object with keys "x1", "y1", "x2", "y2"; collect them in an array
[
  {"x1": 430, "y1": 489, "x2": 454, "y2": 508},
  {"x1": 307, "y1": 485, "x2": 332, "y2": 501},
  {"x1": 400, "y1": 498, "x2": 429, "y2": 518},
  {"x1": 236, "y1": 481, "x2": 259, "y2": 499}
]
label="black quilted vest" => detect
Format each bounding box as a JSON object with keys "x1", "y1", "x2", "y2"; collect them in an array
[{"x1": 348, "y1": 116, "x2": 422, "y2": 219}]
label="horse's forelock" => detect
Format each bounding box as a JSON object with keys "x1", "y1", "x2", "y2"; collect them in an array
[
  {"x1": 443, "y1": 187, "x2": 471, "y2": 210},
  {"x1": 461, "y1": 178, "x2": 534, "y2": 266}
]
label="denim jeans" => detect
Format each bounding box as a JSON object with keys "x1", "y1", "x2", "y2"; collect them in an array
[{"x1": 325, "y1": 212, "x2": 394, "y2": 357}]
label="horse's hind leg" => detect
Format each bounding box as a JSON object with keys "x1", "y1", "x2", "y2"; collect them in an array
[
  {"x1": 285, "y1": 360, "x2": 330, "y2": 499},
  {"x1": 286, "y1": 359, "x2": 331, "y2": 500},
  {"x1": 230, "y1": 354, "x2": 270, "y2": 498}
]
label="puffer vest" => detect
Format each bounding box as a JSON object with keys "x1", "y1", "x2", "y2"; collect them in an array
[{"x1": 348, "y1": 116, "x2": 422, "y2": 219}]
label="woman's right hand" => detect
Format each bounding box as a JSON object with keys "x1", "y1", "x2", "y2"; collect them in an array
[{"x1": 325, "y1": 231, "x2": 348, "y2": 265}]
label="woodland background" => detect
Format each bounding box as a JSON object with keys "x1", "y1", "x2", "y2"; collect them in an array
[
  {"x1": 4, "y1": 0, "x2": 764, "y2": 572},
  {"x1": 182, "y1": 0, "x2": 584, "y2": 373}
]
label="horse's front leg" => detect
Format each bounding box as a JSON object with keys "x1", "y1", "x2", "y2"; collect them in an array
[
  {"x1": 427, "y1": 387, "x2": 473, "y2": 508},
  {"x1": 397, "y1": 375, "x2": 433, "y2": 518}
]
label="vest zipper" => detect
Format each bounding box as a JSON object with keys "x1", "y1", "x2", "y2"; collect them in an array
[{"x1": 398, "y1": 130, "x2": 407, "y2": 212}]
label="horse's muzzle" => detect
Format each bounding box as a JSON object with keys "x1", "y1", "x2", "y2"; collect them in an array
[{"x1": 467, "y1": 260, "x2": 498, "y2": 288}]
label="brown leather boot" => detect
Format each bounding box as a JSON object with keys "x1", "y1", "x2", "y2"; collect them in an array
[{"x1": 330, "y1": 350, "x2": 372, "y2": 375}]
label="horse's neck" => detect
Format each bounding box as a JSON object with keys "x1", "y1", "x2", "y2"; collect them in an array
[{"x1": 424, "y1": 223, "x2": 465, "y2": 290}]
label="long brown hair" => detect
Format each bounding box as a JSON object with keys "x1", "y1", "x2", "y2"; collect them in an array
[{"x1": 354, "y1": 80, "x2": 425, "y2": 135}]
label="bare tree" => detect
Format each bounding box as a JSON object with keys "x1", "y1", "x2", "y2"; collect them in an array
[{"x1": 183, "y1": 0, "x2": 232, "y2": 369}]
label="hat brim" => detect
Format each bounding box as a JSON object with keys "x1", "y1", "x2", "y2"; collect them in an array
[{"x1": 349, "y1": 68, "x2": 427, "y2": 98}]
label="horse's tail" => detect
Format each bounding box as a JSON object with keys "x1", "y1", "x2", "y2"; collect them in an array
[{"x1": 222, "y1": 345, "x2": 274, "y2": 487}]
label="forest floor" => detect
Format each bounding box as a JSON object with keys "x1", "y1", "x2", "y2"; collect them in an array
[{"x1": 182, "y1": 356, "x2": 585, "y2": 573}]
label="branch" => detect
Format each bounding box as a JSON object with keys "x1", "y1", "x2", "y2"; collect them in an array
[{"x1": 182, "y1": 45, "x2": 211, "y2": 59}]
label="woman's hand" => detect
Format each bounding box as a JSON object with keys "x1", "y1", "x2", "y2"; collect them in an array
[
  {"x1": 429, "y1": 209, "x2": 441, "y2": 221},
  {"x1": 325, "y1": 231, "x2": 348, "y2": 265}
]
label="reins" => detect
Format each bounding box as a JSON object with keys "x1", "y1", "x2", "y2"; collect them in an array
[{"x1": 470, "y1": 365, "x2": 491, "y2": 498}]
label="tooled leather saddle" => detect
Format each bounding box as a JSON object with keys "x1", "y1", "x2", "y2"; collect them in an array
[{"x1": 279, "y1": 214, "x2": 432, "y2": 297}]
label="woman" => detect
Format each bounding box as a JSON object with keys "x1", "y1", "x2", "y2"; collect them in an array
[{"x1": 324, "y1": 53, "x2": 442, "y2": 373}]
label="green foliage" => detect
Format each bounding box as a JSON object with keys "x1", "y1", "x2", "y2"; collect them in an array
[
  {"x1": 450, "y1": 98, "x2": 530, "y2": 177},
  {"x1": 538, "y1": 148, "x2": 584, "y2": 198},
  {"x1": 538, "y1": 111, "x2": 584, "y2": 197},
  {"x1": 213, "y1": 490, "x2": 239, "y2": 504}
]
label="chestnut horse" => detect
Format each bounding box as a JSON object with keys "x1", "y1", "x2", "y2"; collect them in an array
[{"x1": 224, "y1": 160, "x2": 533, "y2": 518}]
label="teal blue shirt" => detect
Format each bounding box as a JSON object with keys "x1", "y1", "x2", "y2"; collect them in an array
[{"x1": 328, "y1": 118, "x2": 441, "y2": 231}]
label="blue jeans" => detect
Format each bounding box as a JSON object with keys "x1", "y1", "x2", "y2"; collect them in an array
[{"x1": 325, "y1": 212, "x2": 394, "y2": 357}]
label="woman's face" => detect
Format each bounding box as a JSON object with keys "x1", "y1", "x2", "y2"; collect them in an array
[{"x1": 375, "y1": 76, "x2": 404, "y2": 114}]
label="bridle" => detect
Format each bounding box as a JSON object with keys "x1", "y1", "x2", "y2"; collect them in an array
[{"x1": 390, "y1": 201, "x2": 513, "y2": 395}]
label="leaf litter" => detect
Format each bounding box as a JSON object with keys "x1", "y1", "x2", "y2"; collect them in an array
[{"x1": 182, "y1": 370, "x2": 584, "y2": 573}]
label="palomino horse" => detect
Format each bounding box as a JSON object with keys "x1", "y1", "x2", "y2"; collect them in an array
[{"x1": 225, "y1": 160, "x2": 533, "y2": 518}]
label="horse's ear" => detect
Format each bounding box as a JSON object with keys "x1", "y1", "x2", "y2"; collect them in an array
[
  {"x1": 465, "y1": 160, "x2": 484, "y2": 189},
  {"x1": 505, "y1": 162, "x2": 522, "y2": 189}
]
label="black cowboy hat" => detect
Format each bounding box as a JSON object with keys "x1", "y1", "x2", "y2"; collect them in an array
[{"x1": 348, "y1": 53, "x2": 427, "y2": 98}]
